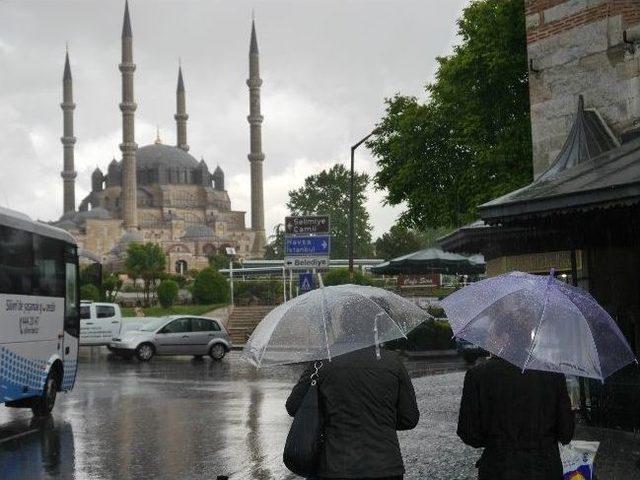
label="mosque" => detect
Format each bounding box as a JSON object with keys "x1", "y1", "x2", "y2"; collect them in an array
[{"x1": 54, "y1": 1, "x2": 267, "y2": 273}]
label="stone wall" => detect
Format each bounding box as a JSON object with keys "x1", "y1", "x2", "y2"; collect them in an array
[{"x1": 526, "y1": 0, "x2": 640, "y2": 176}]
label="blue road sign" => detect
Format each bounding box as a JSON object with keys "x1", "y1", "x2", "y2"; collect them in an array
[
  {"x1": 285, "y1": 235, "x2": 330, "y2": 256},
  {"x1": 299, "y1": 273, "x2": 314, "y2": 293}
]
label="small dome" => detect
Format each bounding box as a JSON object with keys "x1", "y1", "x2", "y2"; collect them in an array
[
  {"x1": 77, "y1": 208, "x2": 112, "y2": 220},
  {"x1": 110, "y1": 230, "x2": 144, "y2": 256},
  {"x1": 92, "y1": 167, "x2": 103, "y2": 176},
  {"x1": 182, "y1": 224, "x2": 216, "y2": 239},
  {"x1": 55, "y1": 220, "x2": 79, "y2": 231}
]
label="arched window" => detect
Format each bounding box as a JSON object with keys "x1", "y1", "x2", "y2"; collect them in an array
[{"x1": 175, "y1": 260, "x2": 188, "y2": 275}]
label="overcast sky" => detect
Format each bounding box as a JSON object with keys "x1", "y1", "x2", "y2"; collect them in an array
[{"x1": 0, "y1": 0, "x2": 468, "y2": 239}]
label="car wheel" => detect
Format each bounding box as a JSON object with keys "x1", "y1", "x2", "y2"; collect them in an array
[
  {"x1": 136, "y1": 343, "x2": 155, "y2": 362},
  {"x1": 31, "y1": 374, "x2": 59, "y2": 417},
  {"x1": 209, "y1": 344, "x2": 226, "y2": 360}
]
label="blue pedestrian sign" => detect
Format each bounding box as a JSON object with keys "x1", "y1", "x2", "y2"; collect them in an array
[
  {"x1": 299, "y1": 273, "x2": 314, "y2": 293},
  {"x1": 285, "y1": 235, "x2": 330, "y2": 256}
]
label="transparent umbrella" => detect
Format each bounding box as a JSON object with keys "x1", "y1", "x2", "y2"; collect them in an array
[
  {"x1": 243, "y1": 284, "x2": 430, "y2": 367},
  {"x1": 441, "y1": 271, "x2": 636, "y2": 381}
]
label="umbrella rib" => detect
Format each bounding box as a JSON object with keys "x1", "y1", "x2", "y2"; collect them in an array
[
  {"x1": 522, "y1": 275, "x2": 555, "y2": 373},
  {"x1": 358, "y1": 293, "x2": 416, "y2": 339}
]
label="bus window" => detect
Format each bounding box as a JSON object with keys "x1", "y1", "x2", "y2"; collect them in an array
[
  {"x1": 33, "y1": 234, "x2": 65, "y2": 298},
  {"x1": 0, "y1": 225, "x2": 33, "y2": 295},
  {"x1": 65, "y1": 262, "x2": 79, "y2": 338}
]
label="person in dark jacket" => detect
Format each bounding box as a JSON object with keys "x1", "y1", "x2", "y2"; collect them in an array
[
  {"x1": 457, "y1": 355, "x2": 575, "y2": 480},
  {"x1": 286, "y1": 347, "x2": 419, "y2": 480}
]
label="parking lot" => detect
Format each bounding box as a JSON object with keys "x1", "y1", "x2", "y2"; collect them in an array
[{"x1": 0, "y1": 349, "x2": 468, "y2": 480}]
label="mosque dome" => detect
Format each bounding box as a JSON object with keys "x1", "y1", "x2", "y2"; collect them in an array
[{"x1": 136, "y1": 144, "x2": 199, "y2": 170}]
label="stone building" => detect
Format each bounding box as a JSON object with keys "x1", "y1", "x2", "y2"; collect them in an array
[
  {"x1": 55, "y1": 2, "x2": 267, "y2": 273},
  {"x1": 526, "y1": 0, "x2": 640, "y2": 176}
]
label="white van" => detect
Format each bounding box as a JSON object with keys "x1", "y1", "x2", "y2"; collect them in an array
[{"x1": 80, "y1": 301, "x2": 137, "y2": 346}]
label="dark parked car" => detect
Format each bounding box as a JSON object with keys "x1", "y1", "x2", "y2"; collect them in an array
[{"x1": 455, "y1": 338, "x2": 488, "y2": 364}]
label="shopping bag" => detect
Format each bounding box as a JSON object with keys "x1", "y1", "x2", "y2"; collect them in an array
[{"x1": 560, "y1": 441, "x2": 599, "y2": 480}]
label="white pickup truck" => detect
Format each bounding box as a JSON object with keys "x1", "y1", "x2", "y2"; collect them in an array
[{"x1": 80, "y1": 301, "x2": 142, "y2": 346}]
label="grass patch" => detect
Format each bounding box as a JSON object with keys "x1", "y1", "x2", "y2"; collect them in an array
[{"x1": 121, "y1": 303, "x2": 227, "y2": 318}]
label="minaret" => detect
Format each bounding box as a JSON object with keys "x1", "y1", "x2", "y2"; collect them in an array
[
  {"x1": 61, "y1": 49, "x2": 77, "y2": 214},
  {"x1": 175, "y1": 65, "x2": 189, "y2": 151},
  {"x1": 119, "y1": 0, "x2": 138, "y2": 230},
  {"x1": 247, "y1": 19, "x2": 266, "y2": 253}
]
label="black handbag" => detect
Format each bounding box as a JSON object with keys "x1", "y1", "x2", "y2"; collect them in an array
[{"x1": 283, "y1": 361, "x2": 324, "y2": 477}]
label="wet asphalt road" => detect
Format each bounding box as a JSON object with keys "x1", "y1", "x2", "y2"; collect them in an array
[{"x1": 0, "y1": 349, "x2": 468, "y2": 480}]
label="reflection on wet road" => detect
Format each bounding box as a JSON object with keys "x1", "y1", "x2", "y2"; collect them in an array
[{"x1": 0, "y1": 349, "x2": 465, "y2": 480}]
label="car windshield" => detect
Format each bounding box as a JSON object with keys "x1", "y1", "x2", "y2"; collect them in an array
[{"x1": 139, "y1": 318, "x2": 168, "y2": 332}]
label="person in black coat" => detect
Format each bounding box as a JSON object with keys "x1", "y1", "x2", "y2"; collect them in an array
[
  {"x1": 457, "y1": 355, "x2": 575, "y2": 480},
  {"x1": 286, "y1": 347, "x2": 419, "y2": 480}
]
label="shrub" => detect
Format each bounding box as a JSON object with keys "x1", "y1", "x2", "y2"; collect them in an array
[
  {"x1": 235, "y1": 280, "x2": 284, "y2": 305},
  {"x1": 80, "y1": 284, "x2": 101, "y2": 302},
  {"x1": 387, "y1": 319, "x2": 454, "y2": 351},
  {"x1": 322, "y1": 268, "x2": 370, "y2": 286},
  {"x1": 157, "y1": 280, "x2": 179, "y2": 309},
  {"x1": 192, "y1": 268, "x2": 229, "y2": 304}
]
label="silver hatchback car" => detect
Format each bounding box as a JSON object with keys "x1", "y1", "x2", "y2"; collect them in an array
[{"x1": 110, "y1": 315, "x2": 232, "y2": 361}]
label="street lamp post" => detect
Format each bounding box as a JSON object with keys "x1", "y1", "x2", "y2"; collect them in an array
[{"x1": 349, "y1": 131, "x2": 375, "y2": 280}]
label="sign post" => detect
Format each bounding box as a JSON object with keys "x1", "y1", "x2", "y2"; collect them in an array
[{"x1": 284, "y1": 215, "x2": 330, "y2": 296}]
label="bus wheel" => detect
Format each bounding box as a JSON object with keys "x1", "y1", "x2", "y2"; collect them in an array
[
  {"x1": 32, "y1": 375, "x2": 58, "y2": 417},
  {"x1": 136, "y1": 343, "x2": 155, "y2": 361}
]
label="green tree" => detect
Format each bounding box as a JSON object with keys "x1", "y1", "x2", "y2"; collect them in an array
[
  {"x1": 208, "y1": 253, "x2": 229, "y2": 271},
  {"x1": 80, "y1": 284, "x2": 101, "y2": 302},
  {"x1": 192, "y1": 267, "x2": 229, "y2": 305},
  {"x1": 157, "y1": 280, "x2": 179, "y2": 309},
  {"x1": 102, "y1": 273, "x2": 123, "y2": 302},
  {"x1": 368, "y1": 0, "x2": 532, "y2": 228},
  {"x1": 374, "y1": 224, "x2": 425, "y2": 260},
  {"x1": 322, "y1": 268, "x2": 369, "y2": 286},
  {"x1": 125, "y1": 242, "x2": 167, "y2": 307},
  {"x1": 287, "y1": 164, "x2": 372, "y2": 259},
  {"x1": 264, "y1": 224, "x2": 285, "y2": 260}
]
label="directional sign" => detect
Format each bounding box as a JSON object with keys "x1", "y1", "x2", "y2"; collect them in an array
[
  {"x1": 285, "y1": 236, "x2": 330, "y2": 256},
  {"x1": 299, "y1": 273, "x2": 315, "y2": 293},
  {"x1": 285, "y1": 216, "x2": 330, "y2": 235},
  {"x1": 285, "y1": 256, "x2": 330, "y2": 269}
]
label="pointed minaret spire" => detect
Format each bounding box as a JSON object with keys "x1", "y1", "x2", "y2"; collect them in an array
[
  {"x1": 122, "y1": 0, "x2": 132, "y2": 38},
  {"x1": 250, "y1": 19, "x2": 259, "y2": 55},
  {"x1": 247, "y1": 17, "x2": 266, "y2": 255},
  {"x1": 119, "y1": 0, "x2": 138, "y2": 230},
  {"x1": 175, "y1": 64, "x2": 189, "y2": 151},
  {"x1": 61, "y1": 47, "x2": 77, "y2": 214}
]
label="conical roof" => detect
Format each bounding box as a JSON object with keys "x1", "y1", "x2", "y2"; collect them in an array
[{"x1": 538, "y1": 96, "x2": 618, "y2": 181}]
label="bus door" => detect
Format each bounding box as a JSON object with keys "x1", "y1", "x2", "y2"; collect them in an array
[{"x1": 61, "y1": 248, "x2": 79, "y2": 391}]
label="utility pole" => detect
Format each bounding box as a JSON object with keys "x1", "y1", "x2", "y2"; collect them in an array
[{"x1": 349, "y1": 131, "x2": 375, "y2": 280}]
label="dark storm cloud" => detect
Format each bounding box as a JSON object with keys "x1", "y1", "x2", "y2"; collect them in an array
[{"x1": 0, "y1": 0, "x2": 468, "y2": 237}]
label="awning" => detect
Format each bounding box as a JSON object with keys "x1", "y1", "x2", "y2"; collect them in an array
[
  {"x1": 480, "y1": 98, "x2": 640, "y2": 224},
  {"x1": 371, "y1": 247, "x2": 485, "y2": 275}
]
